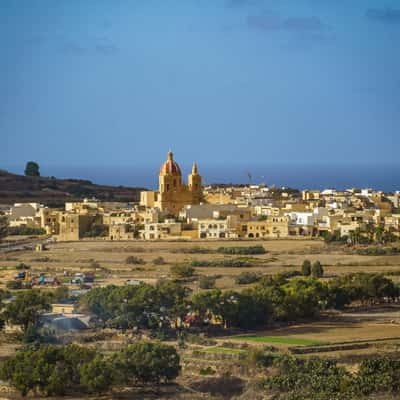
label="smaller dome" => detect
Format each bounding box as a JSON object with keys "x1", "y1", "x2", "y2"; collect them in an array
[{"x1": 159, "y1": 150, "x2": 182, "y2": 176}]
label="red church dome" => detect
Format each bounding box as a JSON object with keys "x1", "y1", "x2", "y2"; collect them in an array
[{"x1": 159, "y1": 150, "x2": 182, "y2": 176}]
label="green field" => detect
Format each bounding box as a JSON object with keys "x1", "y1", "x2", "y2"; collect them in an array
[{"x1": 231, "y1": 335, "x2": 327, "y2": 346}]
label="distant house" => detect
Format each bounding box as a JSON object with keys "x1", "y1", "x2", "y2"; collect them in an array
[
  {"x1": 141, "y1": 220, "x2": 182, "y2": 240},
  {"x1": 51, "y1": 302, "x2": 77, "y2": 315}
]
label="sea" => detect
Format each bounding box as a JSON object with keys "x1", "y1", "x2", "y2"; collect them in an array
[{"x1": 6, "y1": 164, "x2": 400, "y2": 192}]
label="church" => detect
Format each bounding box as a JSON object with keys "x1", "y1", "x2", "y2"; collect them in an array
[{"x1": 140, "y1": 151, "x2": 202, "y2": 215}]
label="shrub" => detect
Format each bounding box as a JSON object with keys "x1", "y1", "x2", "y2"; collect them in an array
[
  {"x1": 199, "y1": 276, "x2": 216, "y2": 289},
  {"x1": 217, "y1": 245, "x2": 266, "y2": 255},
  {"x1": 90, "y1": 260, "x2": 101, "y2": 269},
  {"x1": 356, "y1": 246, "x2": 400, "y2": 256},
  {"x1": 171, "y1": 264, "x2": 195, "y2": 278},
  {"x1": 7, "y1": 226, "x2": 46, "y2": 236},
  {"x1": 262, "y1": 354, "x2": 400, "y2": 399},
  {"x1": 278, "y1": 270, "x2": 302, "y2": 279},
  {"x1": 191, "y1": 259, "x2": 251, "y2": 268},
  {"x1": 199, "y1": 366, "x2": 216, "y2": 375},
  {"x1": 186, "y1": 334, "x2": 217, "y2": 346},
  {"x1": 125, "y1": 256, "x2": 145, "y2": 265},
  {"x1": 31, "y1": 257, "x2": 51, "y2": 262},
  {"x1": 246, "y1": 348, "x2": 276, "y2": 368},
  {"x1": 6, "y1": 280, "x2": 22, "y2": 290},
  {"x1": 235, "y1": 272, "x2": 261, "y2": 285},
  {"x1": 15, "y1": 263, "x2": 31, "y2": 270},
  {"x1": 153, "y1": 256, "x2": 166, "y2": 265}
]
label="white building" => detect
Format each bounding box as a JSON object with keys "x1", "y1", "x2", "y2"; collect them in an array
[
  {"x1": 198, "y1": 219, "x2": 234, "y2": 239},
  {"x1": 141, "y1": 219, "x2": 182, "y2": 240},
  {"x1": 8, "y1": 203, "x2": 44, "y2": 228}
]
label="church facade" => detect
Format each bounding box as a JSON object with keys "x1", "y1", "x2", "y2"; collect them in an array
[{"x1": 140, "y1": 151, "x2": 202, "y2": 215}]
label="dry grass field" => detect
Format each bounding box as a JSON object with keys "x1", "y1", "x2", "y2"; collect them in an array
[{"x1": 1, "y1": 238, "x2": 400, "y2": 290}]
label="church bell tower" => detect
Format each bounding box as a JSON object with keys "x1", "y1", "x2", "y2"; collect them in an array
[{"x1": 188, "y1": 162, "x2": 202, "y2": 203}]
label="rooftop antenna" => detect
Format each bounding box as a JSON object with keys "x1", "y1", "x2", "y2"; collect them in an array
[{"x1": 246, "y1": 171, "x2": 252, "y2": 186}]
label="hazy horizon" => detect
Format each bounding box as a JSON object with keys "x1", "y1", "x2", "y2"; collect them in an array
[{"x1": 3, "y1": 162, "x2": 399, "y2": 192}]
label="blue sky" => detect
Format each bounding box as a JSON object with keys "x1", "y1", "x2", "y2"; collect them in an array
[{"x1": 1, "y1": 0, "x2": 399, "y2": 173}]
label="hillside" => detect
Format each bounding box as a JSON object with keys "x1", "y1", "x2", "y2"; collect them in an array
[{"x1": 0, "y1": 170, "x2": 146, "y2": 206}]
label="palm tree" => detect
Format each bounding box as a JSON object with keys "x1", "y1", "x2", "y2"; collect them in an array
[
  {"x1": 364, "y1": 223, "x2": 375, "y2": 243},
  {"x1": 374, "y1": 224, "x2": 385, "y2": 244},
  {"x1": 0, "y1": 215, "x2": 8, "y2": 242},
  {"x1": 350, "y1": 227, "x2": 362, "y2": 245}
]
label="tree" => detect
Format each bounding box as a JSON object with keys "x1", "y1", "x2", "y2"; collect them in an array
[
  {"x1": 114, "y1": 342, "x2": 180, "y2": 384},
  {"x1": 2, "y1": 290, "x2": 50, "y2": 332},
  {"x1": 80, "y1": 281, "x2": 190, "y2": 330},
  {"x1": 311, "y1": 261, "x2": 324, "y2": 278},
  {"x1": 24, "y1": 161, "x2": 40, "y2": 177},
  {"x1": 192, "y1": 289, "x2": 222, "y2": 323},
  {"x1": 51, "y1": 285, "x2": 69, "y2": 302},
  {"x1": 0, "y1": 344, "x2": 97, "y2": 396},
  {"x1": 301, "y1": 260, "x2": 312, "y2": 276},
  {"x1": 79, "y1": 356, "x2": 115, "y2": 393},
  {"x1": 0, "y1": 342, "x2": 180, "y2": 396}
]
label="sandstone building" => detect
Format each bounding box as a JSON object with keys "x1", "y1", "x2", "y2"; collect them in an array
[{"x1": 140, "y1": 151, "x2": 202, "y2": 215}]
